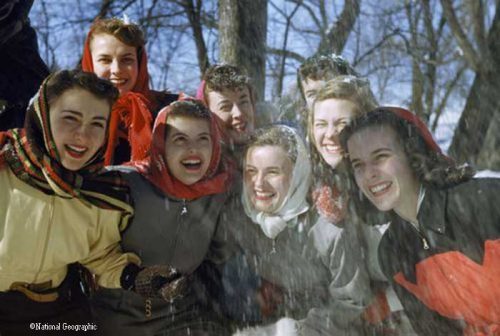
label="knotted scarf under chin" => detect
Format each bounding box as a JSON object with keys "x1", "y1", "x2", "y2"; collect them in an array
[
  {"x1": 104, "y1": 92, "x2": 152, "y2": 165},
  {"x1": 242, "y1": 127, "x2": 312, "y2": 239}
]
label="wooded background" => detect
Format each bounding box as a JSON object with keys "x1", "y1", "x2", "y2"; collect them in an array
[{"x1": 30, "y1": 0, "x2": 500, "y2": 170}]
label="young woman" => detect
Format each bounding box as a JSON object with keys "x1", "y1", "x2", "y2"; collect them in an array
[
  {"x1": 91, "y1": 99, "x2": 236, "y2": 336},
  {"x1": 81, "y1": 17, "x2": 178, "y2": 165},
  {"x1": 306, "y1": 76, "x2": 413, "y2": 334},
  {"x1": 341, "y1": 107, "x2": 500, "y2": 335},
  {"x1": 222, "y1": 125, "x2": 335, "y2": 335},
  {"x1": 0, "y1": 70, "x2": 179, "y2": 334}
]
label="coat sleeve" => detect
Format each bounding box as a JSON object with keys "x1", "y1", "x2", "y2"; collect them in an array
[
  {"x1": 79, "y1": 210, "x2": 140, "y2": 288},
  {"x1": 297, "y1": 215, "x2": 375, "y2": 335}
]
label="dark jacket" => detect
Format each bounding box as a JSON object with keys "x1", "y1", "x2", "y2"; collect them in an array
[
  {"x1": 91, "y1": 168, "x2": 234, "y2": 336},
  {"x1": 378, "y1": 178, "x2": 500, "y2": 335},
  {"x1": 0, "y1": 0, "x2": 49, "y2": 130}
]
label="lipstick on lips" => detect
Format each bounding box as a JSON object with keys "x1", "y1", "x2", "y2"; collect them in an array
[
  {"x1": 181, "y1": 155, "x2": 203, "y2": 172},
  {"x1": 65, "y1": 144, "x2": 88, "y2": 159}
]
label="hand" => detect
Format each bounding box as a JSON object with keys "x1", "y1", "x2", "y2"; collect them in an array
[
  {"x1": 134, "y1": 265, "x2": 188, "y2": 301},
  {"x1": 256, "y1": 279, "x2": 283, "y2": 318}
]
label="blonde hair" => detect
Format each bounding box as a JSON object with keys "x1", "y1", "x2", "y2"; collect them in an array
[{"x1": 308, "y1": 75, "x2": 378, "y2": 187}]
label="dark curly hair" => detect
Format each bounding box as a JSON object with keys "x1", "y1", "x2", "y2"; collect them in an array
[
  {"x1": 44, "y1": 69, "x2": 119, "y2": 107},
  {"x1": 164, "y1": 99, "x2": 212, "y2": 139},
  {"x1": 203, "y1": 64, "x2": 251, "y2": 92},
  {"x1": 297, "y1": 54, "x2": 358, "y2": 101},
  {"x1": 340, "y1": 107, "x2": 475, "y2": 189}
]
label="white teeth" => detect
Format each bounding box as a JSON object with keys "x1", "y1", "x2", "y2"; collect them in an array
[
  {"x1": 255, "y1": 191, "x2": 273, "y2": 198},
  {"x1": 67, "y1": 145, "x2": 87, "y2": 153},
  {"x1": 370, "y1": 182, "x2": 391, "y2": 194},
  {"x1": 324, "y1": 145, "x2": 340, "y2": 153},
  {"x1": 110, "y1": 79, "x2": 126, "y2": 85},
  {"x1": 182, "y1": 159, "x2": 201, "y2": 164},
  {"x1": 233, "y1": 123, "x2": 246, "y2": 132}
]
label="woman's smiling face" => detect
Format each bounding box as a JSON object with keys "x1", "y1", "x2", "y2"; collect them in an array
[
  {"x1": 244, "y1": 145, "x2": 293, "y2": 214},
  {"x1": 164, "y1": 115, "x2": 213, "y2": 186},
  {"x1": 347, "y1": 125, "x2": 420, "y2": 215},
  {"x1": 313, "y1": 98, "x2": 359, "y2": 169},
  {"x1": 49, "y1": 88, "x2": 110, "y2": 171}
]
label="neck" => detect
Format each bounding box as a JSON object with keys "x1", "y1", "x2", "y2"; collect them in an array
[{"x1": 394, "y1": 184, "x2": 421, "y2": 224}]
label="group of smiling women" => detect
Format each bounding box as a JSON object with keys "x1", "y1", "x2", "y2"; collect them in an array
[{"x1": 0, "y1": 16, "x2": 499, "y2": 336}]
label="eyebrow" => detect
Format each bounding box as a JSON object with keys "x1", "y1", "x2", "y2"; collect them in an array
[
  {"x1": 62, "y1": 110, "x2": 108, "y2": 122},
  {"x1": 62, "y1": 110, "x2": 108, "y2": 121},
  {"x1": 217, "y1": 100, "x2": 231, "y2": 107},
  {"x1": 238, "y1": 93, "x2": 249, "y2": 100},
  {"x1": 372, "y1": 148, "x2": 392, "y2": 155},
  {"x1": 96, "y1": 52, "x2": 135, "y2": 58}
]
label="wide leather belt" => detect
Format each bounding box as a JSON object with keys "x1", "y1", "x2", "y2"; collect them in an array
[{"x1": 9, "y1": 280, "x2": 59, "y2": 302}]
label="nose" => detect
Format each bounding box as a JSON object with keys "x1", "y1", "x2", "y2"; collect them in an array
[
  {"x1": 231, "y1": 104, "x2": 243, "y2": 120},
  {"x1": 74, "y1": 125, "x2": 90, "y2": 141},
  {"x1": 254, "y1": 172, "x2": 266, "y2": 189},
  {"x1": 325, "y1": 123, "x2": 339, "y2": 138},
  {"x1": 110, "y1": 59, "x2": 121, "y2": 74},
  {"x1": 365, "y1": 163, "x2": 379, "y2": 180}
]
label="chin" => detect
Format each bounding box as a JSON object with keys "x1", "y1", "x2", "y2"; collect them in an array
[
  {"x1": 62, "y1": 160, "x2": 84, "y2": 171},
  {"x1": 325, "y1": 157, "x2": 342, "y2": 169}
]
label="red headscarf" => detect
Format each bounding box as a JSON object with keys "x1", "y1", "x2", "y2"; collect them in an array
[
  {"x1": 132, "y1": 99, "x2": 234, "y2": 200},
  {"x1": 385, "y1": 106, "x2": 442, "y2": 154},
  {"x1": 195, "y1": 79, "x2": 207, "y2": 104},
  {"x1": 81, "y1": 30, "x2": 153, "y2": 165}
]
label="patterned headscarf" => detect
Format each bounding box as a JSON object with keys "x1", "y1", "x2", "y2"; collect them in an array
[
  {"x1": 132, "y1": 98, "x2": 234, "y2": 200},
  {"x1": 81, "y1": 30, "x2": 153, "y2": 165},
  {"x1": 0, "y1": 74, "x2": 133, "y2": 219}
]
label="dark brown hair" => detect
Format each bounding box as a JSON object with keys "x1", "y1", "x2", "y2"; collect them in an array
[
  {"x1": 88, "y1": 17, "x2": 145, "y2": 48},
  {"x1": 164, "y1": 99, "x2": 212, "y2": 138},
  {"x1": 340, "y1": 108, "x2": 475, "y2": 189},
  {"x1": 44, "y1": 69, "x2": 119, "y2": 107},
  {"x1": 297, "y1": 54, "x2": 358, "y2": 99}
]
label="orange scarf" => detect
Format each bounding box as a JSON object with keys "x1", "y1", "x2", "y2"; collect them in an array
[{"x1": 81, "y1": 31, "x2": 153, "y2": 165}]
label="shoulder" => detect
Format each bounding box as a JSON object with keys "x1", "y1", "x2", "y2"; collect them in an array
[
  {"x1": 429, "y1": 177, "x2": 500, "y2": 213},
  {"x1": 308, "y1": 215, "x2": 344, "y2": 257},
  {"x1": 149, "y1": 90, "x2": 179, "y2": 115}
]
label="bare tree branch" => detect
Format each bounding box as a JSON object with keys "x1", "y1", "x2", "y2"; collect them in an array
[
  {"x1": 276, "y1": 2, "x2": 302, "y2": 97},
  {"x1": 440, "y1": 0, "x2": 482, "y2": 72},
  {"x1": 431, "y1": 64, "x2": 466, "y2": 131},
  {"x1": 266, "y1": 47, "x2": 306, "y2": 63},
  {"x1": 318, "y1": 0, "x2": 360, "y2": 54},
  {"x1": 179, "y1": 0, "x2": 210, "y2": 76}
]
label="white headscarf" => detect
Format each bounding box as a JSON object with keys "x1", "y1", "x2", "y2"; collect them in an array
[{"x1": 242, "y1": 126, "x2": 312, "y2": 239}]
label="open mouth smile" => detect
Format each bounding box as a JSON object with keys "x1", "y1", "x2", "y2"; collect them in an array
[
  {"x1": 181, "y1": 156, "x2": 203, "y2": 172},
  {"x1": 322, "y1": 144, "x2": 341, "y2": 154},
  {"x1": 369, "y1": 182, "x2": 392, "y2": 196},
  {"x1": 232, "y1": 122, "x2": 247, "y2": 133},
  {"x1": 254, "y1": 190, "x2": 275, "y2": 201},
  {"x1": 65, "y1": 144, "x2": 88, "y2": 159},
  {"x1": 110, "y1": 78, "x2": 128, "y2": 86}
]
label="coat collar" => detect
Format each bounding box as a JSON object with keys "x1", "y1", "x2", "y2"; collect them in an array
[{"x1": 417, "y1": 187, "x2": 447, "y2": 235}]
